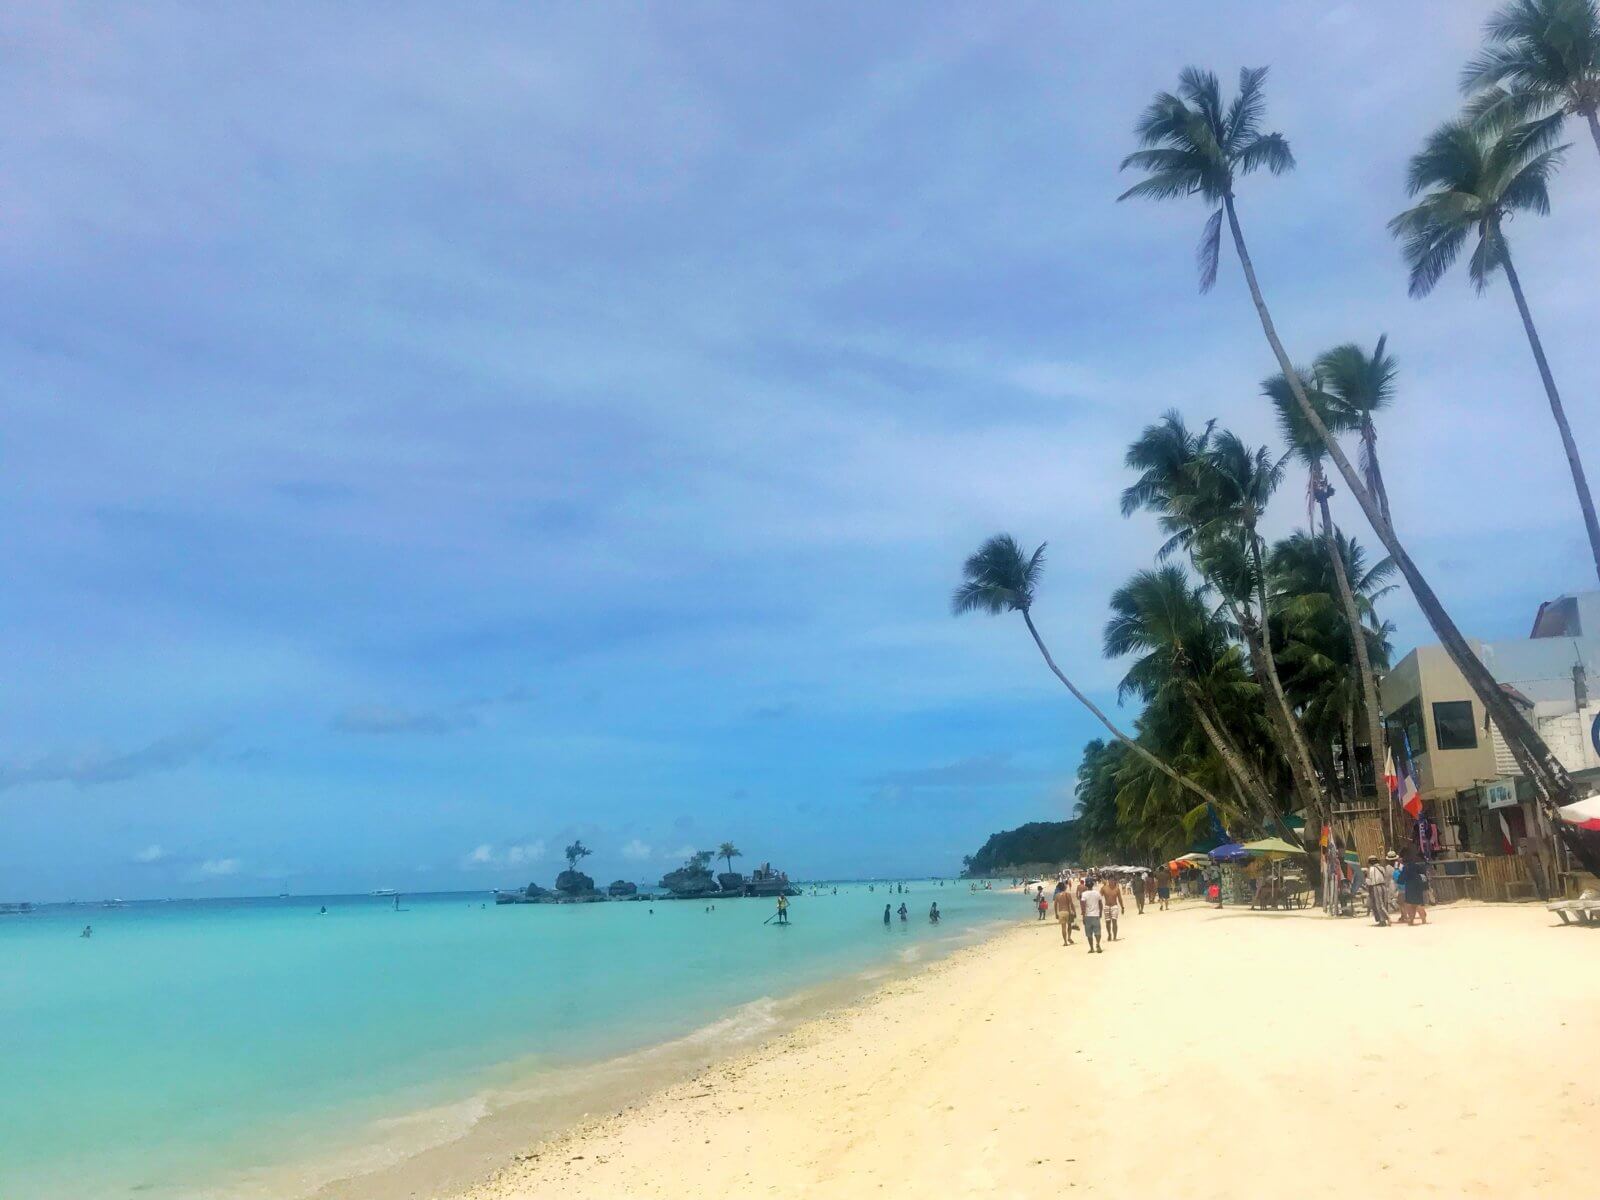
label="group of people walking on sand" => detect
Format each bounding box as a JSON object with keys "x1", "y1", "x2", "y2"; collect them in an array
[
  {"x1": 1363, "y1": 847, "x2": 1430, "y2": 927},
  {"x1": 1036, "y1": 872, "x2": 1157, "y2": 955}
]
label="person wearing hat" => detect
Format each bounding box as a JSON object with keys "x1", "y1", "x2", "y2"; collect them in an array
[
  {"x1": 1385, "y1": 850, "x2": 1402, "y2": 917},
  {"x1": 1364, "y1": 856, "x2": 1390, "y2": 926}
]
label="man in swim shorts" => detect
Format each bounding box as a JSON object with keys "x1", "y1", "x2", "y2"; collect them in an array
[
  {"x1": 1101, "y1": 876, "x2": 1123, "y2": 942},
  {"x1": 1052, "y1": 881, "x2": 1076, "y2": 946}
]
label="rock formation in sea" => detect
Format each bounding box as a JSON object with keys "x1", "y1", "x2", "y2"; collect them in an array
[
  {"x1": 554, "y1": 870, "x2": 603, "y2": 901},
  {"x1": 716, "y1": 871, "x2": 745, "y2": 894},
  {"x1": 607, "y1": 879, "x2": 638, "y2": 898},
  {"x1": 658, "y1": 863, "x2": 718, "y2": 899}
]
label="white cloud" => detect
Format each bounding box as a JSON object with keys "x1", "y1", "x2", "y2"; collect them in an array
[
  {"x1": 463, "y1": 841, "x2": 545, "y2": 868},
  {"x1": 621, "y1": 837, "x2": 652, "y2": 861},
  {"x1": 664, "y1": 843, "x2": 696, "y2": 862},
  {"x1": 133, "y1": 843, "x2": 166, "y2": 863},
  {"x1": 199, "y1": 857, "x2": 240, "y2": 876}
]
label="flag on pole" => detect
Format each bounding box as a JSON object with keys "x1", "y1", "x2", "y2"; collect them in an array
[
  {"x1": 1398, "y1": 733, "x2": 1423, "y2": 819},
  {"x1": 1384, "y1": 747, "x2": 1398, "y2": 798},
  {"x1": 1496, "y1": 810, "x2": 1516, "y2": 855}
]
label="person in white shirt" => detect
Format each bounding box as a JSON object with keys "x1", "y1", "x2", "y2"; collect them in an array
[
  {"x1": 1364, "y1": 856, "x2": 1390, "y2": 927},
  {"x1": 1079, "y1": 880, "x2": 1106, "y2": 953}
]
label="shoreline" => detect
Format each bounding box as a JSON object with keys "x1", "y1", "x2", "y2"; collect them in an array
[
  {"x1": 295, "y1": 902, "x2": 1021, "y2": 1200},
  {"x1": 441, "y1": 899, "x2": 1600, "y2": 1200}
]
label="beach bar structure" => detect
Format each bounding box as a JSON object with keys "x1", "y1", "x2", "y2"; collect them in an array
[{"x1": 1380, "y1": 590, "x2": 1600, "y2": 900}]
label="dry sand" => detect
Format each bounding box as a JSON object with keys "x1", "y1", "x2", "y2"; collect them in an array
[{"x1": 449, "y1": 900, "x2": 1600, "y2": 1200}]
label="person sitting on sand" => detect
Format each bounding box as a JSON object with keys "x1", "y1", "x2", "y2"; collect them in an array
[
  {"x1": 1052, "y1": 881, "x2": 1076, "y2": 947},
  {"x1": 1079, "y1": 880, "x2": 1105, "y2": 954},
  {"x1": 1101, "y1": 876, "x2": 1124, "y2": 941}
]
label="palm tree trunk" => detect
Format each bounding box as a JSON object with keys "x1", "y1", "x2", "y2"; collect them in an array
[
  {"x1": 1219, "y1": 591, "x2": 1323, "y2": 817},
  {"x1": 1360, "y1": 421, "x2": 1393, "y2": 532},
  {"x1": 1221, "y1": 194, "x2": 1600, "y2": 876},
  {"x1": 1316, "y1": 476, "x2": 1387, "y2": 809},
  {"x1": 1190, "y1": 688, "x2": 1293, "y2": 843},
  {"x1": 1246, "y1": 528, "x2": 1332, "y2": 814},
  {"x1": 1020, "y1": 609, "x2": 1224, "y2": 809},
  {"x1": 1499, "y1": 248, "x2": 1600, "y2": 587}
]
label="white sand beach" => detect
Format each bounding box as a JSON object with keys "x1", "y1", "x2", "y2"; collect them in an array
[{"x1": 451, "y1": 900, "x2": 1600, "y2": 1200}]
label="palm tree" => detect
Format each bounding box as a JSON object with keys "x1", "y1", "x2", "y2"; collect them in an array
[
  {"x1": 1104, "y1": 565, "x2": 1280, "y2": 832},
  {"x1": 1461, "y1": 0, "x2": 1600, "y2": 161},
  {"x1": 1122, "y1": 414, "x2": 1328, "y2": 817},
  {"x1": 1314, "y1": 339, "x2": 1397, "y2": 530},
  {"x1": 1390, "y1": 117, "x2": 1600, "y2": 584},
  {"x1": 717, "y1": 841, "x2": 742, "y2": 874},
  {"x1": 952, "y1": 534, "x2": 1225, "y2": 809},
  {"x1": 1265, "y1": 368, "x2": 1388, "y2": 811},
  {"x1": 1120, "y1": 66, "x2": 1597, "y2": 875},
  {"x1": 1191, "y1": 430, "x2": 1333, "y2": 819}
]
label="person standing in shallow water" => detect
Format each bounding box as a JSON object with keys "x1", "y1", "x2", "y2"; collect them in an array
[
  {"x1": 897, "y1": 902, "x2": 909, "y2": 922},
  {"x1": 883, "y1": 903, "x2": 891, "y2": 926},
  {"x1": 775, "y1": 894, "x2": 789, "y2": 925},
  {"x1": 928, "y1": 902, "x2": 940, "y2": 923}
]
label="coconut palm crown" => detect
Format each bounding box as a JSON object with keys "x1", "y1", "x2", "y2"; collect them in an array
[
  {"x1": 1389, "y1": 117, "x2": 1566, "y2": 296},
  {"x1": 1118, "y1": 66, "x2": 1294, "y2": 290},
  {"x1": 1461, "y1": 0, "x2": 1600, "y2": 157},
  {"x1": 951, "y1": 535, "x2": 1045, "y2": 616}
]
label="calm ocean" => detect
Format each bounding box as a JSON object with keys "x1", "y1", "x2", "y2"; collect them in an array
[{"x1": 0, "y1": 883, "x2": 1017, "y2": 1198}]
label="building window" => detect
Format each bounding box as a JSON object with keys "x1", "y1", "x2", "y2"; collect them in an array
[
  {"x1": 1433, "y1": 700, "x2": 1477, "y2": 751},
  {"x1": 1389, "y1": 698, "x2": 1426, "y2": 756}
]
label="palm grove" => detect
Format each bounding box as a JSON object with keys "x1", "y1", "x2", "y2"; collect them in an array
[{"x1": 955, "y1": 1, "x2": 1600, "y2": 875}]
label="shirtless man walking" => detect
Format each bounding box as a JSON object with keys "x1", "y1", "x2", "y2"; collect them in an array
[
  {"x1": 1052, "y1": 881, "x2": 1077, "y2": 947},
  {"x1": 1101, "y1": 876, "x2": 1124, "y2": 942}
]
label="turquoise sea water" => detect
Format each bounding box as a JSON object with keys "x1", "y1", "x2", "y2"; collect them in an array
[{"x1": 0, "y1": 883, "x2": 1017, "y2": 1199}]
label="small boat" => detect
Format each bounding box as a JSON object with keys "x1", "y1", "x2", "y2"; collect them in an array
[
  {"x1": 0, "y1": 902, "x2": 34, "y2": 916},
  {"x1": 369, "y1": 888, "x2": 398, "y2": 897}
]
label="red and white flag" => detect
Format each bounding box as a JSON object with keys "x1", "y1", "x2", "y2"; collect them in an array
[
  {"x1": 1384, "y1": 748, "x2": 1398, "y2": 799},
  {"x1": 1398, "y1": 760, "x2": 1423, "y2": 820}
]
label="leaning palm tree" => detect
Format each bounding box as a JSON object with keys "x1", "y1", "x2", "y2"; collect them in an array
[
  {"x1": 717, "y1": 841, "x2": 742, "y2": 874},
  {"x1": 1390, "y1": 117, "x2": 1600, "y2": 585},
  {"x1": 1313, "y1": 339, "x2": 1398, "y2": 530},
  {"x1": 1190, "y1": 430, "x2": 1333, "y2": 821},
  {"x1": 1461, "y1": 0, "x2": 1600, "y2": 160},
  {"x1": 1105, "y1": 565, "x2": 1280, "y2": 833},
  {"x1": 1265, "y1": 367, "x2": 1388, "y2": 812},
  {"x1": 1120, "y1": 66, "x2": 1598, "y2": 875},
  {"x1": 952, "y1": 534, "x2": 1224, "y2": 809}
]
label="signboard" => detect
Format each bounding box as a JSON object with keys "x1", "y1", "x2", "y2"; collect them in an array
[{"x1": 1482, "y1": 778, "x2": 1519, "y2": 810}]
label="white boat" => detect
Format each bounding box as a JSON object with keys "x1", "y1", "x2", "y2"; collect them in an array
[{"x1": 369, "y1": 888, "x2": 398, "y2": 897}]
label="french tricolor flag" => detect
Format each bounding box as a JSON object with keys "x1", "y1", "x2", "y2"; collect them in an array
[{"x1": 1398, "y1": 735, "x2": 1423, "y2": 819}]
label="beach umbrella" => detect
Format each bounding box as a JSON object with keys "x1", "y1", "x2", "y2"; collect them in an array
[
  {"x1": 1209, "y1": 843, "x2": 1249, "y2": 863},
  {"x1": 1239, "y1": 837, "x2": 1303, "y2": 859},
  {"x1": 1558, "y1": 797, "x2": 1600, "y2": 832}
]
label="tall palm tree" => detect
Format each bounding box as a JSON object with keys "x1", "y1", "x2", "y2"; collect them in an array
[
  {"x1": 1314, "y1": 339, "x2": 1397, "y2": 530},
  {"x1": 952, "y1": 534, "x2": 1224, "y2": 809},
  {"x1": 1192, "y1": 430, "x2": 1334, "y2": 820},
  {"x1": 1461, "y1": 0, "x2": 1600, "y2": 161},
  {"x1": 1390, "y1": 117, "x2": 1600, "y2": 585},
  {"x1": 1104, "y1": 565, "x2": 1280, "y2": 831},
  {"x1": 1265, "y1": 368, "x2": 1388, "y2": 811},
  {"x1": 717, "y1": 842, "x2": 742, "y2": 875},
  {"x1": 1120, "y1": 66, "x2": 1594, "y2": 873},
  {"x1": 1122, "y1": 415, "x2": 1327, "y2": 817}
]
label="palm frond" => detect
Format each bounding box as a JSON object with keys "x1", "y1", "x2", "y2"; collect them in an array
[{"x1": 1196, "y1": 206, "x2": 1224, "y2": 292}]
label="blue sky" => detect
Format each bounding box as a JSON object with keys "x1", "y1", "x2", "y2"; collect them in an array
[{"x1": 3, "y1": 1, "x2": 1597, "y2": 899}]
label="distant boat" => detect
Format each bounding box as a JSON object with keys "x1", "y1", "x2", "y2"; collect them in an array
[
  {"x1": 0, "y1": 902, "x2": 33, "y2": 916},
  {"x1": 370, "y1": 889, "x2": 398, "y2": 897}
]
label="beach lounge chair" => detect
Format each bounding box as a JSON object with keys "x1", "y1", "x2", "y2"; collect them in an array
[{"x1": 1547, "y1": 890, "x2": 1600, "y2": 926}]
